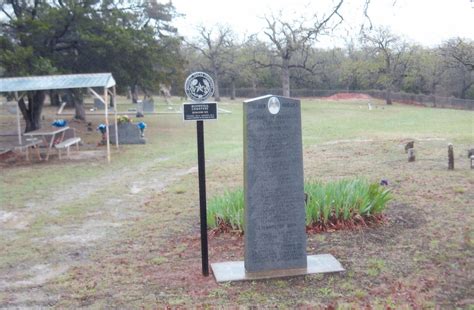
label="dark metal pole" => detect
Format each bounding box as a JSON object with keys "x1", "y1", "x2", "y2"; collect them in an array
[{"x1": 196, "y1": 120, "x2": 209, "y2": 276}]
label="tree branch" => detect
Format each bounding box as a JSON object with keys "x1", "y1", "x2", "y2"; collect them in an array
[
  {"x1": 252, "y1": 58, "x2": 282, "y2": 69},
  {"x1": 311, "y1": 0, "x2": 344, "y2": 37},
  {"x1": 1, "y1": 7, "x2": 13, "y2": 20},
  {"x1": 363, "y1": 0, "x2": 373, "y2": 30}
]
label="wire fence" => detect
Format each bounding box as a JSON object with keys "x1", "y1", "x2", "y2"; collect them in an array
[
  {"x1": 213, "y1": 88, "x2": 474, "y2": 110},
  {"x1": 365, "y1": 90, "x2": 474, "y2": 110}
]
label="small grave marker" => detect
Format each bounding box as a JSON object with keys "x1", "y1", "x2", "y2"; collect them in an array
[
  {"x1": 94, "y1": 98, "x2": 105, "y2": 110},
  {"x1": 448, "y1": 144, "x2": 454, "y2": 170},
  {"x1": 143, "y1": 99, "x2": 154, "y2": 113},
  {"x1": 405, "y1": 141, "x2": 414, "y2": 153},
  {"x1": 408, "y1": 148, "x2": 416, "y2": 162}
]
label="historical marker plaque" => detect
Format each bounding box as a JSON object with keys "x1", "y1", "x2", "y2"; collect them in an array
[
  {"x1": 183, "y1": 102, "x2": 218, "y2": 121},
  {"x1": 243, "y1": 95, "x2": 307, "y2": 273}
]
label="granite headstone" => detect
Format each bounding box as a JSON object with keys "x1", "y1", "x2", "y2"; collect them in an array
[
  {"x1": 243, "y1": 95, "x2": 307, "y2": 273},
  {"x1": 136, "y1": 100, "x2": 144, "y2": 117},
  {"x1": 210, "y1": 94, "x2": 344, "y2": 282},
  {"x1": 94, "y1": 98, "x2": 105, "y2": 110},
  {"x1": 143, "y1": 99, "x2": 155, "y2": 113},
  {"x1": 109, "y1": 123, "x2": 146, "y2": 144}
]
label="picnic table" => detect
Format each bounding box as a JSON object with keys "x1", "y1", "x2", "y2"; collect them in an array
[{"x1": 23, "y1": 126, "x2": 70, "y2": 160}]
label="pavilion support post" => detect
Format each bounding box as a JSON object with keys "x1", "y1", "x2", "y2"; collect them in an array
[
  {"x1": 113, "y1": 86, "x2": 119, "y2": 150},
  {"x1": 88, "y1": 86, "x2": 110, "y2": 162},
  {"x1": 14, "y1": 92, "x2": 22, "y2": 145},
  {"x1": 104, "y1": 87, "x2": 111, "y2": 163},
  {"x1": 88, "y1": 88, "x2": 106, "y2": 104}
]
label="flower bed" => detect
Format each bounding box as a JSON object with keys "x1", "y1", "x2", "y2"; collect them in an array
[{"x1": 207, "y1": 178, "x2": 391, "y2": 234}]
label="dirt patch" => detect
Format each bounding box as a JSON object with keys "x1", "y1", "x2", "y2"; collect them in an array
[
  {"x1": 0, "y1": 148, "x2": 106, "y2": 168},
  {"x1": 0, "y1": 150, "x2": 21, "y2": 167},
  {"x1": 0, "y1": 264, "x2": 68, "y2": 307},
  {"x1": 68, "y1": 150, "x2": 106, "y2": 161},
  {"x1": 0, "y1": 264, "x2": 69, "y2": 290},
  {"x1": 127, "y1": 166, "x2": 197, "y2": 195},
  {"x1": 0, "y1": 210, "x2": 15, "y2": 222},
  {"x1": 53, "y1": 232, "x2": 106, "y2": 245},
  {"x1": 0, "y1": 210, "x2": 29, "y2": 230},
  {"x1": 121, "y1": 199, "x2": 434, "y2": 305},
  {"x1": 1, "y1": 288, "x2": 59, "y2": 308},
  {"x1": 387, "y1": 203, "x2": 426, "y2": 229},
  {"x1": 1, "y1": 154, "x2": 201, "y2": 307},
  {"x1": 52, "y1": 220, "x2": 124, "y2": 245},
  {"x1": 416, "y1": 137, "x2": 447, "y2": 141},
  {"x1": 323, "y1": 139, "x2": 373, "y2": 145}
]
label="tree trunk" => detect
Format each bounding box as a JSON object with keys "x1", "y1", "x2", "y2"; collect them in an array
[
  {"x1": 49, "y1": 90, "x2": 61, "y2": 106},
  {"x1": 131, "y1": 84, "x2": 139, "y2": 103},
  {"x1": 385, "y1": 88, "x2": 393, "y2": 105},
  {"x1": 230, "y1": 78, "x2": 236, "y2": 100},
  {"x1": 61, "y1": 93, "x2": 74, "y2": 108},
  {"x1": 281, "y1": 59, "x2": 290, "y2": 97},
  {"x1": 65, "y1": 89, "x2": 86, "y2": 121},
  {"x1": 214, "y1": 72, "x2": 221, "y2": 102},
  {"x1": 75, "y1": 103, "x2": 85, "y2": 121},
  {"x1": 143, "y1": 89, "x2": 151, "y2": 102},
  {"x1": 252, "y1": 78, "x2": 257, "y2": 97},
  {"x1": 18, "y1": 91, "x2": 46, "y2": 133},
  {"x1": 460, "y1": 78, "x2": 473, "y2": 99}
]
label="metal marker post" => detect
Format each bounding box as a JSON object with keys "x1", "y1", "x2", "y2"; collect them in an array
[
  {"x1": 183, "y1": 71, "x2": 216, "y2": 277},
  {"x1": 196, "y1": 120, "x2": 209, "y2": 276}
]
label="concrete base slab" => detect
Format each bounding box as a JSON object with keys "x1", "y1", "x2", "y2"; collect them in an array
[{"x1": 211, "y1": 254, "x2": 344, "y2": 282}]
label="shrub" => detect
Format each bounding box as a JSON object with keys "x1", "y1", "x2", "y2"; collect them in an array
[{"x1": 207, "y1": 179, "x2": 391, "y2": 233}]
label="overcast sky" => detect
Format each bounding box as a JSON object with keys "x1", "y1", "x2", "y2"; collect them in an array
[{"x1": 172, "y1": 0, "x2": 474, "y2": 47}]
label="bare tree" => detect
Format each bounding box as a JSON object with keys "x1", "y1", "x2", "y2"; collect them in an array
[
  {"x1": 361, "y1": 27, "x2": 413, "y2": 104},
  {"x1": 224, "y1": 45, "x2": 239, "y2": 100},
  {"x1": 255, "y1": 0, "x2": 344, "y2": 97},
  {"x1": 423, "y1": 49, "x2": 446, "y2": 95},
  {"x1": 244, "y1": 36, "x2": 276, "y2": 96},
  {"x1": 439, "y1": 38, "x2": 474, "y2": 98},
  {"x1": 186, "y1": 25, "x2": 234, "y2": 101}
]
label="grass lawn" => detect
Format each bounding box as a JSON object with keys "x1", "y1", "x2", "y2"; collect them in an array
[{"x1": 0, "y1": 97, "x2": 473, "y2": 308}]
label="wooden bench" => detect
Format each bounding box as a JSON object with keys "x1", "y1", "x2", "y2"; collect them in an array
[
  {"x1": 55, "y1": 137, "x2": 81, "y2": 159},
  {"x1": 13, "y1": 138, "x2": 43, "y2": 161}
]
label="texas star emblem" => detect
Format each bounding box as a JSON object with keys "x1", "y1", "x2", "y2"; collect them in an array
[{"x1": 184, "y1": 72, "x2": 215, "y2": 102}]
